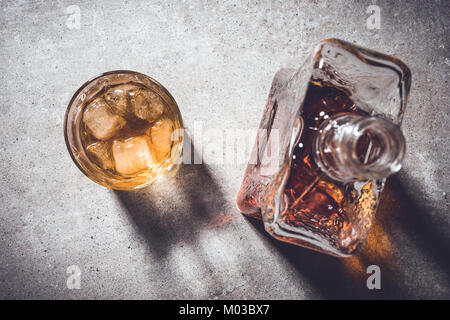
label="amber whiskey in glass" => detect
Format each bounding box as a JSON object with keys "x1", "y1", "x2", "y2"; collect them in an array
[{"x1": 65, "y1": 71, "x2": 183, "y2": 190}]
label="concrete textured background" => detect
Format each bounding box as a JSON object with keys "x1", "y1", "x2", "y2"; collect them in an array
[{"x1": 0, "y1": 0, "x2": 449, "y2": 299}]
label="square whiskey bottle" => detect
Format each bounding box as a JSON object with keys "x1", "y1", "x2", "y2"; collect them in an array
[{"x1": 237, "y1": 39, "x2": 411, "y2": 257}]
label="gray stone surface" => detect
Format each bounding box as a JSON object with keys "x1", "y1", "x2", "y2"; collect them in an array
[{"x1": 0, "y1": 0, "x2": 449, "y2": 299}]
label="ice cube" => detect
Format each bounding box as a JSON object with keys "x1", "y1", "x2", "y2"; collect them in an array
[
  {"x1": 104, "y1": 84, "x2": 138, "y2": 117},
  {"x1": 83, "y1": 97, "x2": 126, "y2": 140},
  {"x1": 112, "y1": 136, "x2": 156, "y2": 175},
  {"x1": 149, "y1": 118, "x2": 174, "y2": 161},
  {"x1": 130, "y1": 89, "x2": 165, "y2": 122},
  {"x1": 86, "y1": 141, "x2": 115, "y2": 170}
]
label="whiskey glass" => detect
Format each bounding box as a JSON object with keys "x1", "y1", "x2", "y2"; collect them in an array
[{"x1": 64, "y1": 70, "x2": 183, "y2": 190}]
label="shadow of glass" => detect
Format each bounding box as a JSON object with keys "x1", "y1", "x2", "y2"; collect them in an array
[
  {"x1": 114, "y1": 134, "x2": 258, "y2": 299},
  {"x1": 113, "y1": 134, "x2": 236, "y2": 298},
  {"x1": 114, "y1": 134, "x2": 227, "y2": 257}
]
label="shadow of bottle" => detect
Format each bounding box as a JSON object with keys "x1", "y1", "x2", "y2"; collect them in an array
[{"x1": 244, "y1": 176, "x2": 450, "y2": 299}]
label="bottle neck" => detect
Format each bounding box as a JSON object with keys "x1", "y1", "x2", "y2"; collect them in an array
[{"x1": 313, "y1": 113, "x2": 406, "y2": 183}]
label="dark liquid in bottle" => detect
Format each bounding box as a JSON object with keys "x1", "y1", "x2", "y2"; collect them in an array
[
  {"x1": 281, "y1": 81, "x2": 369, "y2": 247},
  {"x1": 237, "y1": 80, "x2": 374, "y2": 253}
]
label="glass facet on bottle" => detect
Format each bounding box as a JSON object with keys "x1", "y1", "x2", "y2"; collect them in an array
[{"x1": 237, "y1": 39, "x2": 411, "y2": 257}]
